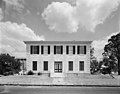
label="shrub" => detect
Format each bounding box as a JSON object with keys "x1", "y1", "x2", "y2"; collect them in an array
[
  {"x1": 27, "y1": 70, "x2": 34, "y2": 75},
  {"x1": 38, "y1": 72, "x2": 42, "y2": 75}
]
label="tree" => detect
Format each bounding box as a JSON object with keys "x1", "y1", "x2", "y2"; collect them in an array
[
  {"x1": 0, "y1": 53, "x2": 21, "y2": 75},
  {"x1": 104, "y1": 33, "x2": 120, "y2": 75},
  {"x1": 90, "y1": 47, "x2": 99, "y2": 74}
]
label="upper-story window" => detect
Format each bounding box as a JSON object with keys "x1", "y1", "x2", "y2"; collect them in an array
[
  {"x1": 77, "y1": 46, "x2": 86, "y2": 54},
  {"x1": 66, "y1": 45, "x2": 75, "y2": 54},
  {"x1": 41, "y1": 45, "x2": 50, "y2": 54},
  {"x1": 54, "y1": 46, "x2": 63, "y2": 54},
  {"x1": 30, "y1": 45, "x2": 39, "y2": 54}
]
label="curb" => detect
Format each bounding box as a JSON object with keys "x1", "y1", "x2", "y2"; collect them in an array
[{"x1": 0, "y1": 84, "x2": 120, "y2": 87}]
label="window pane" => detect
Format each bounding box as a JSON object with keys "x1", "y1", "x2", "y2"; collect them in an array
[
  {"x1": 55, "y1": 46, "x2": 63, "y2": 54},
  {"x1": 69, "y1": 61, "x2": 73, "y2": 71},
  {"x1": 33, "y1": 61, "x2": 37, "y2": 71},
  {"x1": 79, "y1": 61, "x2": 84, "y2": 71},
  {"x1": 44, "y1": 61, "x2": 48, "y2": 71}
]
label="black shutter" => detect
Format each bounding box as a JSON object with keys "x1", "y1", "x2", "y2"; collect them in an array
[
  {"x1": 48, "y1": 46, "x2": 50, "y2": 54},
  {"x1": 84, "y1": 46, "x2": 86, "y2": 54},
  {"x1": 61, "y1": 46, "x2": 63, "y2": 54},
  {"x1": 37, "y1": 46, "x2": 39, "y2": 54},
  {"x1": 54, "y1": 46, "x2": 56, "y2": 54},
  {"x1": 41, "y1": 46, "x2": 44, "y2": 54},
  {"x1": 73, "y1": 46, "x2": 75, "y2": 54},
  {"x1": 77, "y1": 46, "x2": 80, "y2": 54},
  {"x1": 30, "y1": 45, "x2": 33, "y2": 54},
  {"x1": 66, "y1": 46, "x2": 69, "y2": 54}
]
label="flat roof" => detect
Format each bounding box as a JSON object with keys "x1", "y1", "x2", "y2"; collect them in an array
[{"x1": 24, "y1": 41, "x2": 92, "y2": 44}]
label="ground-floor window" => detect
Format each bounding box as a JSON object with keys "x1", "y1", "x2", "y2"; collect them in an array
[
  {"x1": 68, "y1": 61, "x2": 73, "y2": 71},
  {"x1": 79, "y1": 61, "x2": 84, "y2": 71},
  {"x1": 54, "y1": 61, "x2": 62, "y2": 73},
  {"x1": 33, "y1": 61, "x2": 37, "y2": 71},
  {"x1": 44, "y1": 61, "x2": 48, "y2": 71}
]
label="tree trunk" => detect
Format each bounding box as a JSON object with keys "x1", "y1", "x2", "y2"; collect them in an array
[{"x1": 117, "y1": 57, "x2": 120, "y2": 75}]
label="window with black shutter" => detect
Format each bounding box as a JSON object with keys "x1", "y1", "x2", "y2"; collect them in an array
[
  {"x1": 44, "y1": 61, "x2": 48, "y2": 71},
  {"x1": 30, "y1": 45, "x2": 39, "y2": 54},
  {"x1": 54, "y1": 46, "x2": 63, "y2": 54},
  {"x1": 33, "y1": 61, "x2": 37, "y2": 71},
  {"x1": 69, "y1": 61, "x2": 73, "y2": 71},
  {"x1": 79, "y1": 61, "x2": 84, "y2": 71}
]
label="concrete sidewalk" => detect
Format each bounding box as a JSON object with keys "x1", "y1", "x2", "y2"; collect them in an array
[{"x1": 0, "y1": 74, "x2": 120, "y2": 87}]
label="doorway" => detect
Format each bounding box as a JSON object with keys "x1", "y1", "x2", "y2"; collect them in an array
[{"x1": 54, "y1": 61, "x2": 62, "y2": 73}]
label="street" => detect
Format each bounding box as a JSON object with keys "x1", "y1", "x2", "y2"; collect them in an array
[{"x1": 0, "y1": 86, "x2": 120, "y2": 94}]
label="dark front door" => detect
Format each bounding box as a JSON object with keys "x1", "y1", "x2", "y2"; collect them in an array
[{"x1": 54, "y1": 61, "x2": 62, "y2": 73}]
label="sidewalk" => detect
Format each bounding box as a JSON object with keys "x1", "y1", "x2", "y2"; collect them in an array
[{"x1": 0, "y1": 74, "x2": 120, "y2": 87}]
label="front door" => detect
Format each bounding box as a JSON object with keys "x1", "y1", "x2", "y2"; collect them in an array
[{"x1": 54, "y1": 61, "x2": 62, "y2": 73}]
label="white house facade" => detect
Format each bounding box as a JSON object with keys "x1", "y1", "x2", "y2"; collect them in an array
[{"x1": 24, "y1": 41, "x2": 92, "y2": 77}]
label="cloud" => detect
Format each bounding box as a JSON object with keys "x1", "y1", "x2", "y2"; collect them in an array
[
  {"x1": 3, "y1": 0, "x2": 24, "y2": 10},
  {"x1": 0, "y1": 21, "x2": 45, "y2": 58},
  {"x1": 42, "y1": 0, "x2": 120, "y2": 33},
  {"x1": 0, "y1": 8, "x2": 3, "y2": 21},
  {"x1": 92, "y1": 32, "x2": 119, "y2": 60}
]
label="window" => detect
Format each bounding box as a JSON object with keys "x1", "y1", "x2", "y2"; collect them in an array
[
  {"x1": 54, "y1": 61, "x2": 62, "y2": 73},
  {"x1": 54, "y1": 46, "x2": 63, "y2": 54},
  {"x1": 79, "y1": 61, "x2": 84, "y2": 71},
  {"x1": 44, "y1": 61, "x2": 48, "y2": 71},
  {"x1": 33, "y1": 61, "x2": 37, "y2": 71},
  {"x1": 68, "y1": 61, "x2": 73, "y2": 71},
  {"x1": 77, "y1": 46, "x2": 86, "y2": 54},
  {"x1": 30, "y1": 45, "x2": 39, "y2": 54},
  {"x1": 41, "y1": 45, "x2": 50, "y2": 54},
  {"x1": 66, "y1": 46, "x2": 75, "y2": 54}
]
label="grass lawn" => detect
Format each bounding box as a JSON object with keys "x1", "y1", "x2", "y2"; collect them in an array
[{"x1": 0, "y1": 74, "x2": 120, "y2": 86}]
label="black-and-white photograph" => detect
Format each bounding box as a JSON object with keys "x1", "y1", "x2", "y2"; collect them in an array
[{"x1": 0, "y1": 0, "x2": 120, "y2": 94}]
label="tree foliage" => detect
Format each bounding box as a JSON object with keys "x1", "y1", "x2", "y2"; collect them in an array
[
  {"x1": 0, "y1": 53, "x2": 21, "y2": 75},
  {"x1": 90, "y1": 47, "x2": 99, "y2": 74},
  {"x1": 104, "y1": 33, "x2": 120, "y2": 75}
]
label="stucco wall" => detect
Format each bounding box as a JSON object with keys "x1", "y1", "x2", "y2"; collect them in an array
[{"x1": 26, "y1": 42, "x2": 91, "y2": 76}]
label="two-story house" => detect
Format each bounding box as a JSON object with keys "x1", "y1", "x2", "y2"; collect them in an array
[{"x1": 24, "y1": 41, "x2": 92, "y2": 77}]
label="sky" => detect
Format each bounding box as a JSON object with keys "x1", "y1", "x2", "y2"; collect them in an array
[{"x1": 0, "y1": 0, "x2": 120, "y2": 59}]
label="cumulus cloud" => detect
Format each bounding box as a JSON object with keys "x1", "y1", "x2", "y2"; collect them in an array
[
  {"x1": 3, "y1": 0, "x2": 24, "y2": 11},
  {"x1": 0, "y1": 8, "x2": 3, "y2": 21},
  {"x1": 92, "y1": 32, "x2": 119, "y2": 60},
  {"x1": 0, "y1": 22, "x2": 45, "y2": 58},
  {"x1": 42, "y1": 0, "x2": 120, "y2": 33}
]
